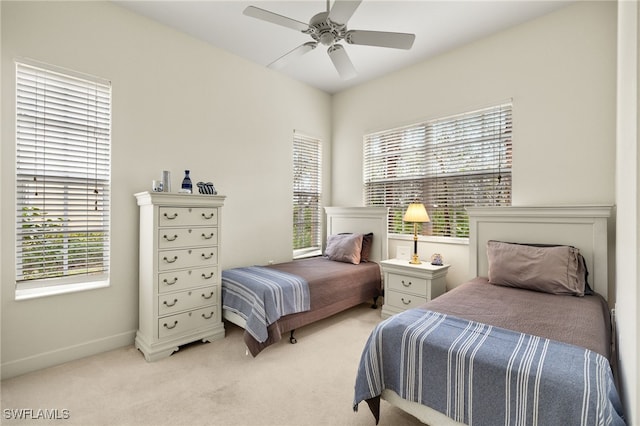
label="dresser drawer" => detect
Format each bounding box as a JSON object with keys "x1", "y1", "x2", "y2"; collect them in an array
[
  {"x1": 386, "y1": 290, "x2": 427, "y2": 310},
  {"x1": 387, "y1": 273, "x2": 428, "y2": 295},
  {"x1": 158, "y1": 267, "x2": 217, "y2": 293},
  {"x1": 159, "y1": 207, "x2": 218, "y2": 227},
  {"x1": 158, "y1": 247, "x2": 218, "y2": 271},
  {"x1": 158, "y1": 306, "x2": 218, "y2": 339},
  {"x1": 158, "y1": 227, "x2": 218, "y2": 249},
  {"x1": 158, "y1": 286, "x2": 217, "y2": 315}
]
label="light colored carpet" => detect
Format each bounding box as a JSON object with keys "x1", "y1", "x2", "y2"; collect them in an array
[{"x1": 1, "y1": 304, "x2": 423, "y2": 425}]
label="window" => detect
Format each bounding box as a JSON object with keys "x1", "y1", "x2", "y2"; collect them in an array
[
  {"x1": 15, "y1": 61, "x2": 111, "y2": 295},
  {"x1": 293, "y1": 132, "x2": 322, "y2": 256},
  {"x1": 364, "y1": 103, "x2": 512, "y2": 239}
]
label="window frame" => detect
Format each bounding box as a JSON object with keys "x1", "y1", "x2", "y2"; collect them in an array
[
  {"x1": 364, "y1": 103, "x2": 512, "y2": 240},
  {"x1": 14, "y1": 59, "x2": 112, "y2": 300},
  {"x1": 292, "y1": 131, "x2": 322, "y2": 258}
]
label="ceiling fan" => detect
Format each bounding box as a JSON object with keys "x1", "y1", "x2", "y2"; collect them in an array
[{"x1": 243, "y1": 0, "x2": 416, "y2": 80}]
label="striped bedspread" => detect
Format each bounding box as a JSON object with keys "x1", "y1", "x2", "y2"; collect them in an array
[
  {"x1": 353, "y1": 309, "x2": 625, "y2": 425},
  {"x1": 221, "y1": 266, "x2": 310, "y2": 343}
]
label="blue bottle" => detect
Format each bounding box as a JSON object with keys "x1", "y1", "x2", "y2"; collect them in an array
[{"x1": 181, "y1": 170, "x2": 192, "y2": 193}]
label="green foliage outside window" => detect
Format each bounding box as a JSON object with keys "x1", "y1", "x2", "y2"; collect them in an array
[{"x1": 19, "y1": 206, "x2": 106, "y2": 281}]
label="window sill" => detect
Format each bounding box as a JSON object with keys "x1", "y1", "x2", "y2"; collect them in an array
[
  {"x1": 389, "y1": 234, "x2": 469, "y2": 245},
  {"x1": 15, "y1": 279, "x2": 110, "y2": 301},
  {"x1": 293, "y1": 248, "x2": 322, "y2": 260}
]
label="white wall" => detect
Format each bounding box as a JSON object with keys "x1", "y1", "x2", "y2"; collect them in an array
[
  {"x1": 616, "y1": 1, "x2": 639, "y2": 423},
  {"x1": 331, "y1": 1, "x2": 617, "y2": 291},
  {"x1": 0, "y1": 1, "x2": 331, "y2": 378}
]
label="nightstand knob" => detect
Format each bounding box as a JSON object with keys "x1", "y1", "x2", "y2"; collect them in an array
[
  {"x1": 401, "y1": 297, "x2": 411, "y2": 305},
  {"x1": 401, "y1": 280, "x2": 412, "y2": 287}
]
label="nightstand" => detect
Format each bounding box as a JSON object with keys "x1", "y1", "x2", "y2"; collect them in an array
[{"x1": 380, "y1": 258, "x2": 450, "y2": 319}]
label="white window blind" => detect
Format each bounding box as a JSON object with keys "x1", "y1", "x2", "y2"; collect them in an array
[
  {"x1": 293, "y1": 132, "x2": 322, "y2": 252},
  {"x1": 16, "y1": 61, "x2": 111, "y2": 288},
  {"x1": 364, "y1": 103, "x2": 512, "y2": 238}
]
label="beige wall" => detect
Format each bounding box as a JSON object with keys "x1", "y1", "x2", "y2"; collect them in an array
[
  {"x1": 331, "y1": 1, "x2": 617, "y2": 290},
  {"x1": 0, "y1": 1, "x2": 331, "y2": 378}
]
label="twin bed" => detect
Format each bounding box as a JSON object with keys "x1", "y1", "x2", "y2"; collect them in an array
[
  {"x1": 219, "y1": 204, "x2": 625, "y2": 424},
  {"x1": 221, "y1": 206, "x2": 388, "y2": 356},
  {"x1": 353, "y1": 205, "x2": 625, "y2": 425}
]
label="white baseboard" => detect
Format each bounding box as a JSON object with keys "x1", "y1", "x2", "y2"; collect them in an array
[{"x1": 1, "y1": 330, "x2": 136, "y2": 380}]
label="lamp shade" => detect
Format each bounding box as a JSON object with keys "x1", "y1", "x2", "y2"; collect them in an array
[{"x1": 403, "y1": 203, "x2": 430, "y2": 223}]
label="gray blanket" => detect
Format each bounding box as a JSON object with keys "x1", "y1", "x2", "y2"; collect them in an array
[
  {"x1": 353, "y1": 309, "x2": 625, "y2": 425},
  {"x1": 221, "y1": 266, "x2": 310, "y2": 343}
]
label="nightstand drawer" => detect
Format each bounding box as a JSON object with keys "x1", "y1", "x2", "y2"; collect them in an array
[
  {"x1": 158, "y1": 286, "x2": 217, "y2": 315},
  {"x1": 386, "y1": 290, "x2": 427, "y2": 310},
  {"x1": 388, "y1": 273, "x2": 428, "y2": 295}
]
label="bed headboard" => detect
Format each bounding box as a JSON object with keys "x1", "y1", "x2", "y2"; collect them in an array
[
  {"x1": 466, "y1": 206, "x2": 613, "y2": 300},
  {"x1": 324, "y1": 207, "x2": 389, "y2": 263}
]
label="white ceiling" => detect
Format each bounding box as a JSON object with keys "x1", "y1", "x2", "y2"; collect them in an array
[{"x1": 113, "y1": 0, "x2": 572, "y2": 94}]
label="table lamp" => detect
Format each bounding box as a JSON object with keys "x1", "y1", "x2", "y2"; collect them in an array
[{"x1": 403, "y1": 203, "x2": 430, "y2": 264}]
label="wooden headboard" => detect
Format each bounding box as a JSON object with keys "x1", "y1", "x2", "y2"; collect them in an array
[
  {"x1": 467, "y1": 206, "x2": 613, "y2": 301},
  {"x1": 324, "y1": 207, "x2": 389, "y2": 263}
]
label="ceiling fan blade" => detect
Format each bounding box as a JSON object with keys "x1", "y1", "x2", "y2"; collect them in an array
[
  {"x1": 327, "y1": 44, "x2": 357, "y2": 80},
  {"x1": 268, "y1": 42, "x2": 317, "y2": 70},
  {"x1": 243, "y1": 6, "x2": 310, "y2": 33},
  {"x1": 345, "y1": 30, "x2": 416, "y2": 50},
  {"x1": 328, "y1": 0, "x2": 362, "y2": 25}
]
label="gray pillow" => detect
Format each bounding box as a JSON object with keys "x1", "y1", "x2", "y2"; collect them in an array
[
  {"x1": 487, "y1": 240, "x2": 585, "y2": 296},
  {"x1": 324, "y1": 233, "x2": 364, "y2": 264}
]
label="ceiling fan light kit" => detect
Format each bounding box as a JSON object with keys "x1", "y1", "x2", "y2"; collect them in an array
[{"x1": 243, "y1": 0, "x2": 416, "y2": 80}]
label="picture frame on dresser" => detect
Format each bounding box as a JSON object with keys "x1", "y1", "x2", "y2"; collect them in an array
[{"x1": 134, "y1": 191, "x2": 226, "y2": 361}]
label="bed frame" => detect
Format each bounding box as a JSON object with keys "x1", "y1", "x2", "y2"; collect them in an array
[
  {"x1": 222, "y1": 206, "x2": 388, "y2": 340},
  {"x1": 381, "y1": 205, "x2": 614, "y2": 425}
]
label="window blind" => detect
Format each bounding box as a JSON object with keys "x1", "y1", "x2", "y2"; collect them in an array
[
  {"x1": 364, "y1": 103, "x2": 512, "y2": 238},
  {"x1": 16, "y1": 61, "x2": 111, "y2": 286},
  {"x1": 293, "y1": 132, "x2": 322, "y2": 252}
]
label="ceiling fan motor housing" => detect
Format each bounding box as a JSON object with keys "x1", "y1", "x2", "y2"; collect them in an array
[{"x1": 308, "y1": 11, "x2": 346, "y2": 46}]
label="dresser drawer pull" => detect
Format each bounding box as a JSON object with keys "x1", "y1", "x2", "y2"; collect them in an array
[
  {"x1": 164, "y1": 212, "x2": 178, "y2": 220},
  {"x1": 201, "y1": 232, "x2": 215, "y2": 240},
  {"x1": 401, "y1": 280, "x2": 412, "y2": 287},
  {"x1": 201, "y1": 252, "x2": 214, "y2": 260},
  {"x1": 163, "y1": 256, "x2": 178, "y2": 263},
  {"x1": 201, "y1": 272, "x2": 214, "y2": 280},
  {"x1": 201, "y1": 212, "x2": 215, "y2": 220},
  {"x1": 163, "y1": 277, "x2": 178, "y2": 285},
  {"x1": 201, "y1": 292, "x2": 214, "y2": 300},
  {"x1": 163, "y1": 321, "x2": 178, "y2": 330},
  {"x1": 201, "y1": 311, "x2": 214, "y2": 320},
  {"x1": 163, "y1": 298, "x2": 178, "y2": 307},
  {"x1": 401, "y1": 297, "x2": 412, "y2": 305},
  {"x1": 163, "y1": 234, "x2": 178, "y2": 241}
]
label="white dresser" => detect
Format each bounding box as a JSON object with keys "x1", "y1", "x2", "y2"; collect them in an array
[
  {"x1": 134, "y1": 191, "x2": 226, "y2": 361},
  {"x1": 380, "y1": 258, "x2": 449, "y2": 319}
]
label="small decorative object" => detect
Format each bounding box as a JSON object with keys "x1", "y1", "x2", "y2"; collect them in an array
[
  {"x1": 403, "y1": 203, "x2": 430, "y2": 264},
  {"x1": 197, "y1": 181, "x2": 217, "y2": 195},
  {"x1": 181, "y1": 170, "x2": 192, "y2": 193},
  {"x1": 162, "y1": 170, "x2": 171, "y2": 192},
  {"x1": 152, "y1": 180, "x2": 163, "y2": 192},
  {"x1": 430, "y1": 253, "x2": 443, "y2": 266},
  {"x1": 396, "y1": 245, "x2": 411, "y2": 261}
]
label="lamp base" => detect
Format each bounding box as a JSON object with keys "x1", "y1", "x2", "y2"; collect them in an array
[{"x1": 409, "y1": 254, "x2": 421, "y2": 265}]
